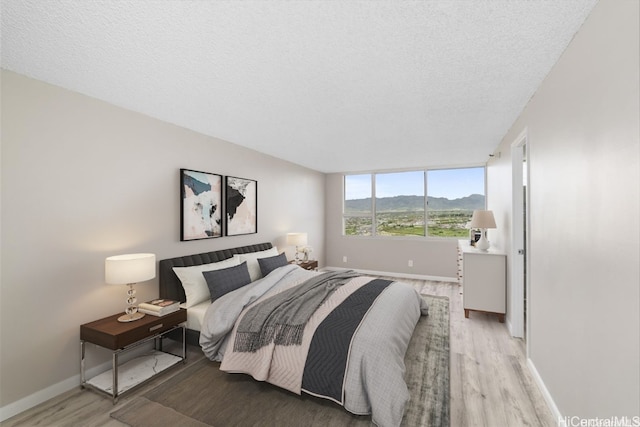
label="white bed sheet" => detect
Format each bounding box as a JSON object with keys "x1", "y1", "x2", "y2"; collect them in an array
[{"x1": 180, "y1": 300, "x2": 209, "y2": 331}]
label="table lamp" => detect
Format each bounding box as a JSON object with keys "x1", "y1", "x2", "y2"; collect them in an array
[
  {"x1": 105, "y1": 253, "x2": 156, "y2": 322},
  {"x1": 287, "y1": 232, "x2": 308, "y2": 263},
  {"x1": 469, "y1": 210, "x2": 496, "y2": 251}
]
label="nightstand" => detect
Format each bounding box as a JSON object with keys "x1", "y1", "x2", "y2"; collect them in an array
[
  {"x1": 296, "y1": 260, "x2": 318, "y2": 271},
  {"x1": 80, "y1": 309, "x2": 187, "y2": 403},
  {"x1": 458, "y1": 240, "x2": 506, "y2": 323}
]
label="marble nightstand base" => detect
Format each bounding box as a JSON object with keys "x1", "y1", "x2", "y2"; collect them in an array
[{"x1": 86, "y1": 350, "x2": 182, "y2": 395}]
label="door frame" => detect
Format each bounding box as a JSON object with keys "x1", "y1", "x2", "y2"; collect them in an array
[{"x1": 510, "y1": 128, "x2": 529, "y2": 343}]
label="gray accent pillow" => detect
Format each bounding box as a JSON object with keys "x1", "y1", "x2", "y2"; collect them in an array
[
  {"x1": 203, "y1": 261, "x2": 252, "y2": 302},
  {"x1": 258, "y1": 252, "x2": 289, "y2": 277}
]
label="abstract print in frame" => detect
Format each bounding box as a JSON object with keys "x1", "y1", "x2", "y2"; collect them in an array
[
  {"x1": 225, "y1": 176, "x2": 257, "y2": 236},
  {"x1": 180, "y1": 169, "x2": 223, "y2": 241}
]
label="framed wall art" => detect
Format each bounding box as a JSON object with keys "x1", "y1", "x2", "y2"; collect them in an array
[
  {"x1": 225, "y1": 176, "x2": 257, "y2": 236},
  {"x1": 180, "y1": 168, "x2": 223, "y2": 241}
]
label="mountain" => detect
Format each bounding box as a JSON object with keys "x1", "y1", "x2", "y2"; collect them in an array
[
  {"x1": 427, "y1": 194, "x2": 485, "y2": 210},
  {"x1": 344, "y1": 194, "x2": 485, "y2": 212}
]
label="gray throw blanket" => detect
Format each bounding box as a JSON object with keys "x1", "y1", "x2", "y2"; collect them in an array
[{"x1": 234, "y1": 270, "x2": 360, "y2": 353}]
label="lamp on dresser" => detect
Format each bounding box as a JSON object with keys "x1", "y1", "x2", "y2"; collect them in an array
[
  {"x1": 287, "y1": 232, "x2": 308, "y2": 263},
  {"x1": 105, "y1": 253, "x2": 156, "y2": 322},
  {"x1": 469, "y1": 210, "x2": 496, "y2": 251}
]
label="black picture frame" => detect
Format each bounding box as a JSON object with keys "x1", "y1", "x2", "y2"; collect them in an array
[
  {"x1": 180, "y1": 168, "x2": 223, "y2": 241},
  {"x1": 225, "y1": 176, "x2": 257, "y2": 236}
]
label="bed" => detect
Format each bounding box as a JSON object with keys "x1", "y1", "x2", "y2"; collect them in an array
[
  {"x1": 159, "y1": 243, "x2": 428, "y2": 427},
  {"x1": 159, "y1": 243, "x2": 274, "y2": 345}
]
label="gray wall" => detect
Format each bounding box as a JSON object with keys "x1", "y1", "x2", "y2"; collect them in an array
[
  {"x1": 0, "y1": 70, "x2": 325, "y2": 415},
  {"x1": 324, "y1": 173, "x2": 458, "y2": 279},
  {"x1": 488, "y1": 0, "x2": 639, "y2": 419}
]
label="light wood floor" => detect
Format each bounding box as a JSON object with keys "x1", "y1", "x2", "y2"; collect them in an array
[{"x1": 2, "y1": 280, "x2": 556, "y2": 427}]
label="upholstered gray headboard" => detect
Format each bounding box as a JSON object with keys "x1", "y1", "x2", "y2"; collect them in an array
[{"x1": 158, "y1": 242, "x2": 273, "y2": 303}]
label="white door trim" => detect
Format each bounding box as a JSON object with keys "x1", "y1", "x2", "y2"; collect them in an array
[{"x1": 510, "y1": 128, "x2": 529, "y2": 341}]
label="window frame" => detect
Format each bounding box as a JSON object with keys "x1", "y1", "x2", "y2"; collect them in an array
[{"x1": 343, "y1": 165, "x2": 486, "y2": 239}]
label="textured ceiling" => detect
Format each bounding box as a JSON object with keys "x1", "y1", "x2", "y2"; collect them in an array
[{"x1": 1, "y1": 0, "x2": 598, "y2": 173}]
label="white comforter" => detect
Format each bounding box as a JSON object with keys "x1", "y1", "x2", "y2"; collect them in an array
[{"x1": 199, "y1": 264, "x2": 428, "y2": 427}]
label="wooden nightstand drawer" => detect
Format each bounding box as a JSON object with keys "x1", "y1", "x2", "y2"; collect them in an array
[{"x1": 81, "y1": 309, "x2": 187, "y2": 350}]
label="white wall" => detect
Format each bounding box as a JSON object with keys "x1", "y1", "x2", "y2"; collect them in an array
[
  {"x1": 488, "y1": 0, "x2": 639, "y2": 420},
  {"x1": 0, "y1": 70, "x2": 325, "y2": 417},
  {"x1": 324, "y1": 173, "x2": 458, "y2": 279}
]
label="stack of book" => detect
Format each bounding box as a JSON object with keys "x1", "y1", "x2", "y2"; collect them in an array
[{"x1": 138, "y1": 299, "x2": 180, "y2": 317}]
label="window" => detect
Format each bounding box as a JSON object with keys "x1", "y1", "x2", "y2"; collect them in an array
[
  {"x1": 426, "y1": 168, "x2": 485, "y2": 237},
  {"x1": 344, "y1": 174, "x2": 373, "y2": 236},
  {"x1": 375, "y1": 171, "x2": 425, "y2": 236},
  {"x1": 343, "y1": 167, "x2": 485, "y2": 238}
]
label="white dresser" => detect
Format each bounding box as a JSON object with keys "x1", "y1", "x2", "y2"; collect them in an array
[{"x1": 458, "y1": 240, "x2": 506, "y2": 323}]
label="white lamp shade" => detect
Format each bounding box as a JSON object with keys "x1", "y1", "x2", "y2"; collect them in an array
[
  {"x1": 287, "y1": 233, "x2": 308, "y2": 246},
  {"x1": 469, "y1": 210, "x2": 497, "y2": 229},
  {"x1": 105, "y1": 253, "x2": 156, "y2": 285}
]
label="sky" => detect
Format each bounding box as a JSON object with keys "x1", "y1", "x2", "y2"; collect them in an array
[{"x1": 345, "y1": 167, "x2": 485, "y2": 200}]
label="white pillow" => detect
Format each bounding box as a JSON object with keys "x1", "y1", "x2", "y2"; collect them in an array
[
  {"x1": 172, "y1": 257, "x2": 241, "y2": 308},
  {"x1": 233, "y1": 247, "x2": 279, "y2": 282}
]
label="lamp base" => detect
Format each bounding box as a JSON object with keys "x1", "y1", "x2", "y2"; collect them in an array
[
  {"x1": 476, "y1": 229, "x2": 490, "y2": 251},
  {"x1": 117, "y1": 312, "x2": 145, "y2": 322}
]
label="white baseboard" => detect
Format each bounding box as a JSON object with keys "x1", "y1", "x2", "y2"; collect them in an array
[
  {"x1": 0, "y1": 342, "x2": 154, "y2": 422},
  {"x1": 527, "y1": 358, "x2": 563, "y2": 426},
  {"x1": 0, "y1": 360, "x2": 111, "y2": 422},
  {"x1": 323, "y1": 266, "x2": 458, "y2": 283}
]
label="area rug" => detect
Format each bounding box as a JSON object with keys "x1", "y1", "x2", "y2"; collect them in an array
[{"x1": 111, "y1": 295, "x2": 450, "y2": 427}]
